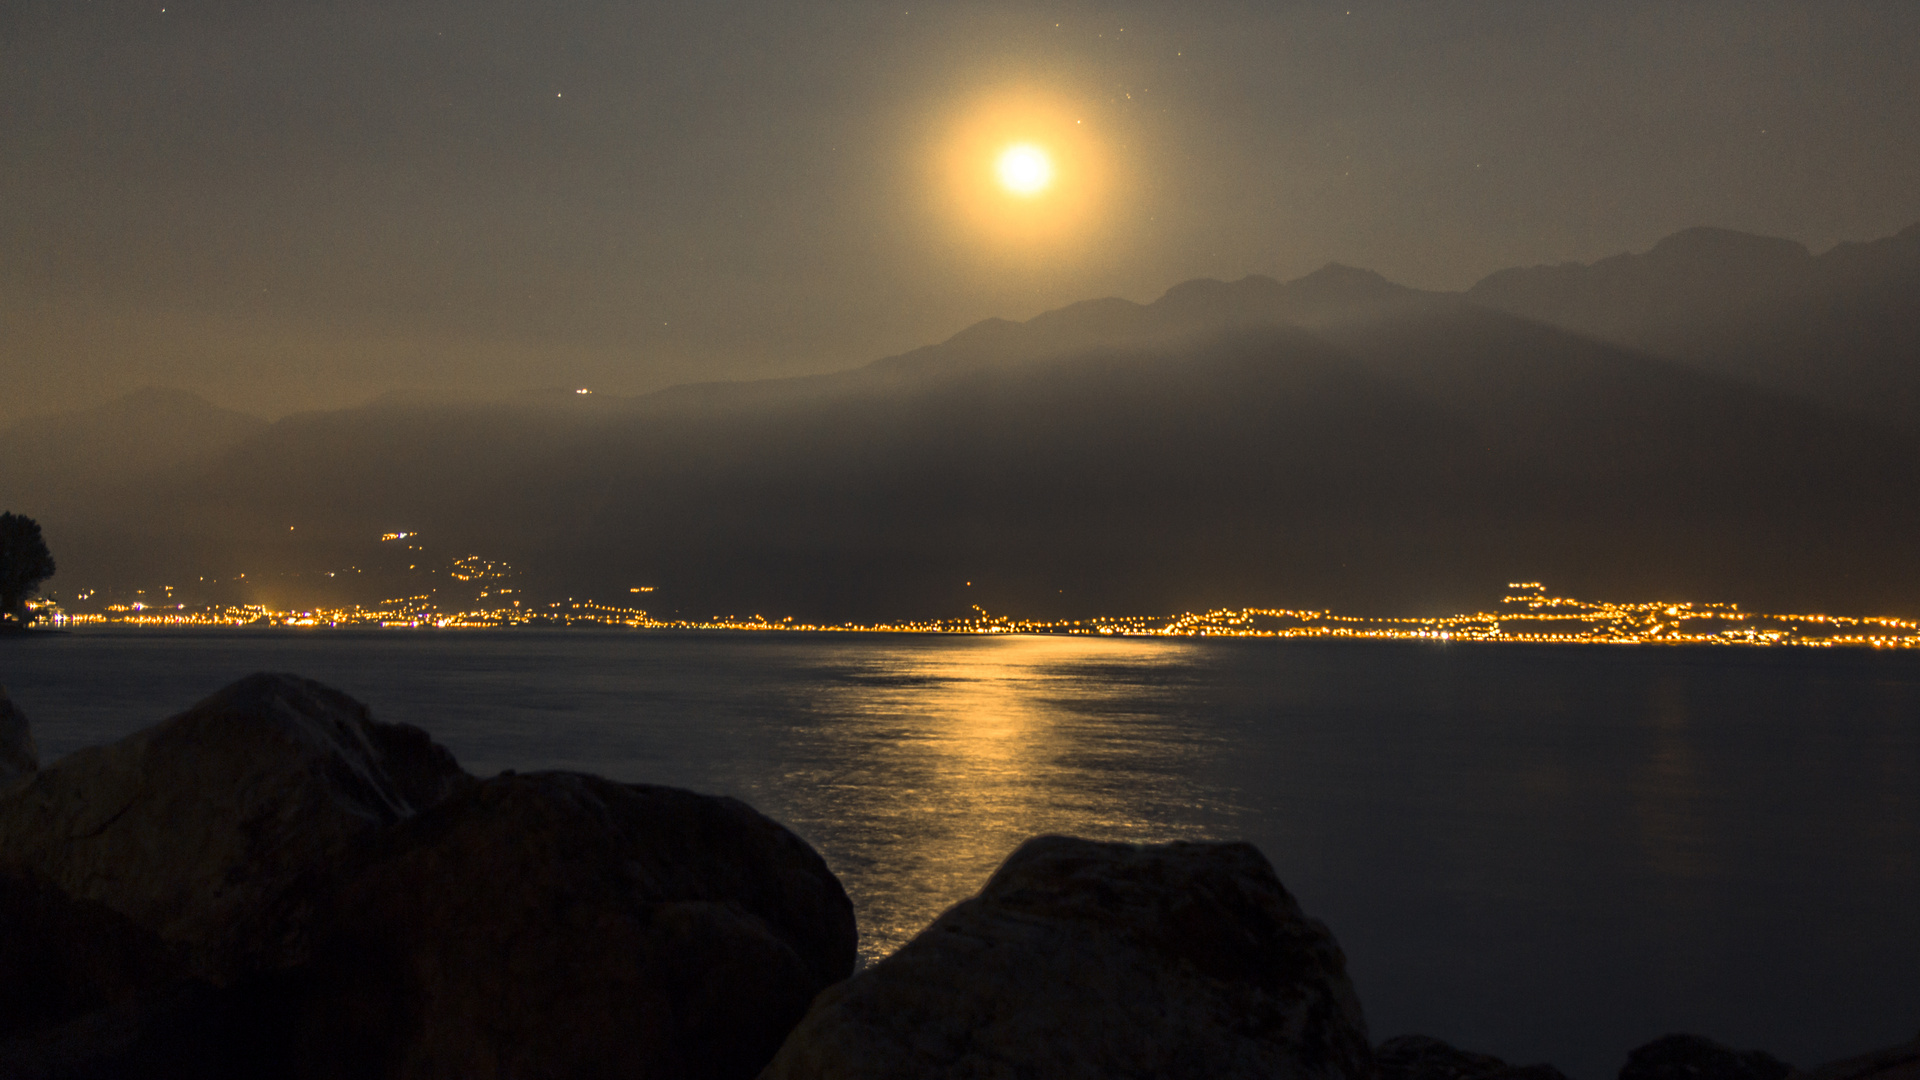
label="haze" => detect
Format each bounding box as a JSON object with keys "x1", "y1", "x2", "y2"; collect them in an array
[{"x1": 6, "y1": 1, "x2": 1919, "y2": 423}]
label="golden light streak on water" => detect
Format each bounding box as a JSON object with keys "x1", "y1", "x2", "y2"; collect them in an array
[{"x1": 751, "y1": 635, "x2": 1244, "y2": 962}]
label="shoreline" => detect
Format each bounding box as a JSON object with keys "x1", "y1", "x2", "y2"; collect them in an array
[{"x1": 21, "y1": 618, "x2": 1920, "y2": 651}]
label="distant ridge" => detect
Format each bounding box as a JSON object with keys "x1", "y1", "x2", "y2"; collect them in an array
[
  {"x1": 1467, "y1": 221, "x2": 1920, "y2": 420},
  {"x1": 22, "y1": 222, "x2": 1920, "y2": 623},
  {"x1": 0, "y1": 388, "x2": 267, "y2": 518},
  {"x1": 640, "y1": 218, "x2": 1920, "y2": 422},
  {"x1": 1466, "y1": 227, "x2": 1814, "y2": 340},
  {"x1": 51, "y1": 308, "x2": 1919, "y2": 623},
  {"x1": 627, "y1": 265, "x2": 1438, "y2": 414},
  {"x1": 873, "y1": 263, "x2": 1440, "y2": 377}
]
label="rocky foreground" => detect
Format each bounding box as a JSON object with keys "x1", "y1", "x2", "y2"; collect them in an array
[{"x1": 0, "y1": 676, "x2": 1914, "y2": 1080}]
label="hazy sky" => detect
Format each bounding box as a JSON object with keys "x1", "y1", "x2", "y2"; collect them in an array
[{"x1": 4, "y1": 0, "x2": 1917, "y2": 422}]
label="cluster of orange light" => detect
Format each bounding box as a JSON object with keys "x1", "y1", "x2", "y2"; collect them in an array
[{"x1": 33, "y1": 583, "x2": 1920, "y2": 647}]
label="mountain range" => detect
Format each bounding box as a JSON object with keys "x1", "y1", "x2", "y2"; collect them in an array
[
  {"x1": 1468, "y1": 223, "x2": 1920, "y2": 423},
  {"x1": 6, "y1": 221, "x2": 1918, "y2": 622}
]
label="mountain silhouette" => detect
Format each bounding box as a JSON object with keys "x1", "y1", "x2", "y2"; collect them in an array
[
  {"x1": 24, "y1": 225, "x2": 1920, "y2": 622},
  {"x1": 546, "y1": 306, "x2": 1917, "y2": 621},
  {"x1": 1467, "y1": 223, "x2": 1920, "y2": 421},
  {"x1": 631, "y1": 264, "x2": 1441, "y2": 416},
  {"x1": 0, "y1": 388, "x2": 269, "y2": 519}
]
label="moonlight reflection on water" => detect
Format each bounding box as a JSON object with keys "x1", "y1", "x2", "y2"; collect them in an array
[
  {"x1": 5, "y1": 629, "x2": 1917, "y2": 1076},
  {"x1": 736, "y1": 635, "x2": 1249, "y2": 960}
]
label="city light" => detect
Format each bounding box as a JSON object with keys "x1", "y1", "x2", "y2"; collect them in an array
[{"x1": 30, "y1": 582, "x2": 1919, "y2": 648}]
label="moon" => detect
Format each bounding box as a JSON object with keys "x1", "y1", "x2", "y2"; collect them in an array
[
  {"x1": 996, "y1": 144, "x2": 1053, "y2": 196},
  {"x1": 933, "y1": 90, "x2": 1110, "y2": 246}
]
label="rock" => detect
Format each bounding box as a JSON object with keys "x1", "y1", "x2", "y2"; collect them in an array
[
  {"x1": 0, "y1": 870, "x2": 187, "y2": 1040},
  {"x1": 0, "y1": 978, "x2": 291, "y2": 1080},
  {"x1": 279, "y1": 770, "x2": 858, "y2": 1080},
  {"x1": 1801, "y1": 1034, "x2": 1920, "y2": 1080},
  {"x1": 0, "y1": 686, "x2": 37, "y2": 785},
  {"x1": 0, "y1": 674, "x2": 855, "y2": 1079},
  {"x1": 1620, "y1": 1034, "x2": 1794, "y2": 1080},
  {"x1": 0, "y1": 870, "x2": 282, "y2": 1080},
  {"x1": 760, "y1": 834, "x2": 1372, "y2": 1080},
  {"x1": 1378, "y1": 1034, "x2": 1568, "y2": 1080},
  {"x1": 0, "y1": 672, "x2": 470, "y2": 982}
]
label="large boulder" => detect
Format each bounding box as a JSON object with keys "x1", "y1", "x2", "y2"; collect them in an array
[
  {"x1": 1802, "y1": 1034, "x2": 1920, "y2": 1080},
  {"x1": 0, "y1": 672, "x2": 469, "y2": 981},
  {"x1": 1619, "y1": 1035, "x2": 1793, "y2": 1080},
  {"x1": 0, "y1": 674, "x2": 857, "y2": 1079},
  {"x1": 0, "y1": 686, "x2": 37, "y2": 785},
  {"x1": 0, "y1": 870, "x2": 187, "y2": 1041},
  {"x1": 280, "y1": 770, "x2": 858, "y2": 1080},
  {"x1": 1378, "y1": 1034, "x2": 1568, "y2": 1080},
  {"x1": 761, "y1": 835, "x2": 1372, "y2": 1080},
  {"x1": 0, "y1": 870, "x2": 285, "y2": 1080},
  {"x1": 0, "y1": 981, "x2": 285, "y2": 1080}
]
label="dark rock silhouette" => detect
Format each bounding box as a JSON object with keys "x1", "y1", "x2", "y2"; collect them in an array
[
  {"x1": 0, "y1": 871, "x2": 188, "y2": 1042},
  {"x1": 0, "y1": 673, "x2": 857, "y2": 1079},
  {"x1": 281, "y1": 771, "x2": 856, "y2": 1080},
  {"x1": 1799, "y1": 1032, "x2": 1920, "y2": 1080},
  {"x1": 0, "y1": 692, "x2": 299, "y2": 1079},
  {"x1": 1618, "y1": 1033, "x2": 1794, "y2": 1080},
  {"x1": 1377, "y1": 1034, "x2": 1569, "y2": 1080},
  {"x1": 0, "y1": 672, "x2": 468, "y2": 982},
  {"x1": 761, "y1": 835, "x2": 1371, "y2": 1080},
  {"x1": 0, "y1": 687, "x2": 36, "y2": 783},
  {"x1": 0, "y1": 979, "x2": 291, "y2": 1080},
  {"x1": 5, "y1": 671, "x2": 1920, "y2": 1078},
  {"x1": 0, "y1": 869, "x2": 291, "y2": 1080}
]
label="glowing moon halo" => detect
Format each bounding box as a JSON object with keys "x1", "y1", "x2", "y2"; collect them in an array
[
  {"x1": 996, "y1": 144, "x2": 1053, "y2": 196},
  {"x1": 932, "y1": 90, "x2": 1109, "y2": 247}
]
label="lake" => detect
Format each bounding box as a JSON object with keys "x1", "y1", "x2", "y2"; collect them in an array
[{"x1": 3, "y1": 628, "x2": 1917, "y2": 1077}]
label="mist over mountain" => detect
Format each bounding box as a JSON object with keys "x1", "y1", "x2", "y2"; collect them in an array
[
  {"x1": 558, "y1": 307, "x2": 1918, "y2": 622},
  {"x1": 627, "y1": 262, "x2": 1439, "y2": 417},
  {"x1": 0, "y1": 388, "x2": 268, "y2": 518},
  {"x1": 1468, "y1": 223, "x2": 1920, "y2": 422},
  {"x1": 14, "y1": 222, "x2": 1920, "y2": 623}
]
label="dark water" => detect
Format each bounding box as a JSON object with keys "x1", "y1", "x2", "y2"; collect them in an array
[{"x1": 4, "y1": 629, "x2": 1917, "y2": 1077}]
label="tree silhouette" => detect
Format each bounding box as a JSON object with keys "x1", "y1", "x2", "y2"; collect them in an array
[{"x1": 0, "y1": 513, "x2": 56, "y2": 628}]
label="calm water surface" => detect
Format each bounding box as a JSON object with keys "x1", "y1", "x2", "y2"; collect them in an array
[{"x1": 4, "y1": 629, "x2": 1917, "y2": 1077}]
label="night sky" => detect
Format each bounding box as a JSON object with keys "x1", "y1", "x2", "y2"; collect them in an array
[{"x1": 4, "y1": 1, "x2": 1917, "y2": 423}]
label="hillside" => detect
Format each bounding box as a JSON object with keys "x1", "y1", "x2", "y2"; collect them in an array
[
  {"x1": 0, "y1": 389, "x2": 269, "y2": 519},
  {"x1": 1467, "y1": 223, "x2": 1920, "y2": 421},
  {"x1": 19, "y1": 226, "x2": 1920, "y2": 623},
  {"x1": 29, "y1": 297, "x2": 1915, "y2": 623}
]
